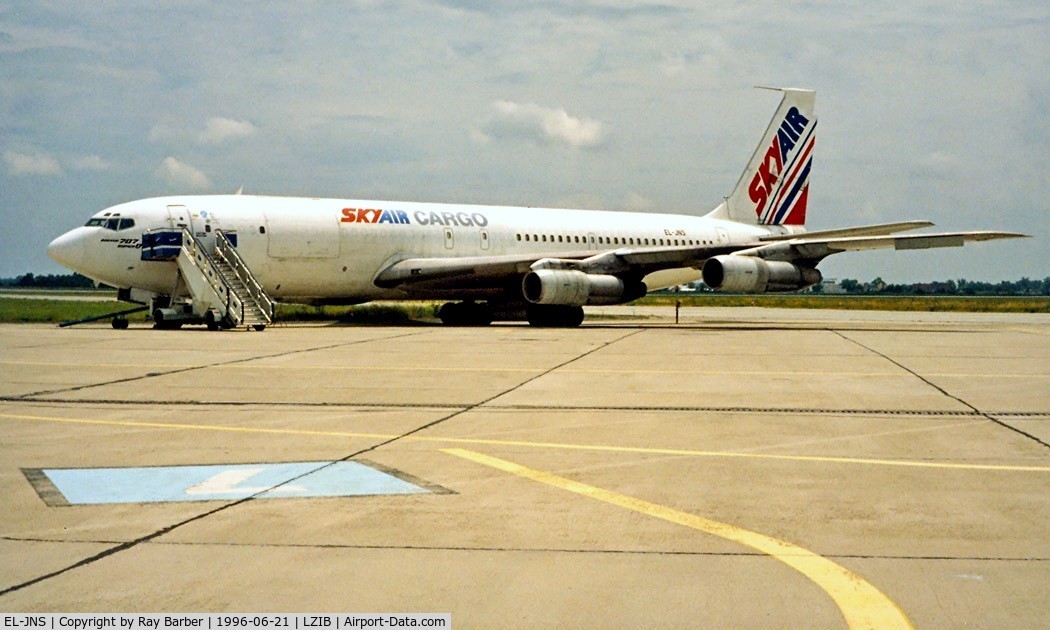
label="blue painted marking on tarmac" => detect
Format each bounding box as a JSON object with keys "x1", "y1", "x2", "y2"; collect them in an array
[{"x1": 42, "y1": 461, "x2": 429, "y2": 504}]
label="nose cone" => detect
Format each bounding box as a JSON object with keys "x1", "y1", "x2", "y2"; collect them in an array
[{"x1": 48, "y1": 229, "x2": 87, "y2": 272}]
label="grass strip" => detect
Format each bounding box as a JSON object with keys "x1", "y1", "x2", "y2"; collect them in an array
[{"x1": 2, "y1": 294, "x2": 1046, "y2": 325}]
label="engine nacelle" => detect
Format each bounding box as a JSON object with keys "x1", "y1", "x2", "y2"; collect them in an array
[
  {"x1": 702, "y1": 256, "x2": 822, "y2": 293},
  {"x1": 522, "y1": 269, "x2": 645, "y2": 306}
]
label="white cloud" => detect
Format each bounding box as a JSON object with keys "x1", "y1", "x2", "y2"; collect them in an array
[
  {"x1": 481, "y1": 101, "x2": 607, "y2": 149},
  {"x1": 0, "y1": 2, "x2": 1045, "y2": 281},
  {"x1": 4, "y1": 151, "x2": 63, "y2": 176},
  {"x1": 0, "y1": 24, "x2": 100, "y2": 54},
  {"x1": 155, "y1": 157, "x2": 210, "y2": 190},
  {"x1": 198, "y1": 117, "x2": 257, "y2": 145},
  {"x1": 624, "y1": 192, "x2": 655, "y2": 212},
  {"x1": 70, "y1": 155, "x2": 111, "y2": 171},
  {"x1": 148, "y1": 125, "x2": 178, "y2": 143}
]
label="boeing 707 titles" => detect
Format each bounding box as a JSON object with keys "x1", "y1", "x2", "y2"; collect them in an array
[{"x1": 48, "y1": 88, "x2": 1026, "y2": 329}]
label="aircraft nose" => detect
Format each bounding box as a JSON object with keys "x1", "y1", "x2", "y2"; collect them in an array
[{"x1": 48, "y1": 229, "x2": 87, "y2": 271}]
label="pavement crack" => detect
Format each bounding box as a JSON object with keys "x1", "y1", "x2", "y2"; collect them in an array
[
  {"x1": 14, "y1": 331, "x2": 430, "y2": 399},
  {"x1": 3, "y1": 396, "x2": 1046, "y2": 418},
  {"x1": 0, "y1": 329, "x2": 643, "y2": 599},
  {"x1": 0, "y1": 331, "x2": 436, "y2": 599},
  {"x1": 3, "y1": 535, "x2": 1047, "y2": 563},
  {"x1": 333, "y1": 328, "x2": 647, "y2": 461},
  {"x1": 833, "y1": 330, "x2": 1050, "y2": 451}
]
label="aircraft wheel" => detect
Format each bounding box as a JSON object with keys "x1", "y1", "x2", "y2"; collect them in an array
[
  {"x1": 205, "y1": 311, "x2": 221, "y2": 331},
  {"x1": 252, "y1": 324, "x2": 266, "y2": 331},
  {"x1": 152, "y1": 309, "x2": 180, "y2": 330},
  {"x1": 526, "y1": 305, "x2": 584, "y2": 328},
  {"x1": 438, "y1": 302, "x2": 493, "y2": 326},
  {"x1": 111, "y1": 317, "x2": 129, "y2": 330}
]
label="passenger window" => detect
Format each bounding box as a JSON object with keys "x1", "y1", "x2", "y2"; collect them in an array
[{"x1": 259, "y1": 226, "x2": 266, "y2": 234}]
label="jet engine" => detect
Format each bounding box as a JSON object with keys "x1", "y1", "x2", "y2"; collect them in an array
[
  {"x1": 701, "y1": 256, "x2": 821, "y2": 293},
  {"x1": 522, "y1": 269, "x2": 646, "y2": 306}
]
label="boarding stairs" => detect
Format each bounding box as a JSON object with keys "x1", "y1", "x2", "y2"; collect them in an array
[{"x1": 141, "y1": 228, "x2": 274, "y2": 330}]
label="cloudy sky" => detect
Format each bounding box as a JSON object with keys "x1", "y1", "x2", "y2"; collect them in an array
[{"x1": 1, "y1": 1, "x2": 1046, "y2": 282}]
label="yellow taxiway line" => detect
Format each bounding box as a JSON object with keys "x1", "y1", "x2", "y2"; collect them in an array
[
  {"x1": 443, "y1": 448, "x2": 913, "y2": 629},
  {"x1": 1, "y1": 410, "x2": 1048, "y2": 473}
]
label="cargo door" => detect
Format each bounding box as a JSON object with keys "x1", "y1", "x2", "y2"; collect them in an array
[{"x1": 264, "y1": 206, "x2": 340, "y2": 259}]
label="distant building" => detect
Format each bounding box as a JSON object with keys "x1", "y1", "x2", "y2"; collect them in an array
[{"x1": 820, "y1": 279, "x2": 847, "y2": 294}]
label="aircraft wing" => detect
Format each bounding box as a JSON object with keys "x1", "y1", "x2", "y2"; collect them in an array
[
  {"x1": 373, "y1": 243, "x2": 742, "y2": 291},
  {"x1": 742, "y1": 231, "x2": 1029, "y2": 261},
  {"x1": 373, "y1": 251, "x2": 570, "y2": 288},
  {"x1": 373, "y1": 229, "x2": 1028, "y2": 295}
]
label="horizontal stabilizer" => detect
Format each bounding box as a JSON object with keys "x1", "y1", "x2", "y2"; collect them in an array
[
  {"x1": 758, "y1": 221, "x2": 934, "y2": 241},
  {"x1": 815, "y1": 231, "x2": 1028, "y2": 253},
  {"x1": 742, "y1": 231, "x2": 1029, "y2": 261}
]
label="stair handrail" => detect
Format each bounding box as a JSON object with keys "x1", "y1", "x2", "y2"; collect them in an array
[
  {"x1": 215, "y1": 230, "x2": 274, "y2": 322},
  {"x1": 179, "y1": 227, "x2": 243, "y2": 324}
]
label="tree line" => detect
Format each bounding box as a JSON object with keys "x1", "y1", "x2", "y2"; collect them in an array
[
  {"x1": 824, "y1": 277, "x2": 1050, "y2": 296},
  {"x1": 0, "y1": 273, "x2": 98, "y2": 288}
]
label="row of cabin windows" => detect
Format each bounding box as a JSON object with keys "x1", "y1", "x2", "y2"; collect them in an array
[{"x1": 514, "y1": 233, "x2": 715, "y2": 247}]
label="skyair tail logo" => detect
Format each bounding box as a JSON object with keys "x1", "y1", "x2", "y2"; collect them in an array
[{"x1": 748, "y1": 106, "x2": 815, "y2": 225}]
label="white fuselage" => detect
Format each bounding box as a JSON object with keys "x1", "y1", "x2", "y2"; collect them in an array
[{"x1": 49, "y1": 195, "x2": 796, "y2": 303}]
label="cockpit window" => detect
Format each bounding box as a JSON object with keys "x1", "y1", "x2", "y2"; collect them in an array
[{"x1": 85, "y1": 215, "x2": 135, "y2": 230}]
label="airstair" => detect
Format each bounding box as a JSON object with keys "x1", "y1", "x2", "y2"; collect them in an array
[{"x1": 141, "y1": 228, "x2": 274, "y2": 330}]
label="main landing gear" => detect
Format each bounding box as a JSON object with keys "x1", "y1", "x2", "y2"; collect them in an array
[
  {"x1": 437, "y1": 301, "x2": 494, "y2": 326},
  {"x1": 436, "y1": 301, "x2": 585, "y2": 328},
  {"x1": 525, "y1": 304, "x2": 584, "y2": 328}
]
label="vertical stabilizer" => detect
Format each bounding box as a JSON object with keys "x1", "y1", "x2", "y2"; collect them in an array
[{"x1": 717, "y1": 88, "x2": 816, "y2": 225}]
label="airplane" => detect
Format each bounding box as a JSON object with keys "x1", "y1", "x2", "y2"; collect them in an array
[{"x1": 47, "y1": 88, "x2": 1026, "y2": 330}]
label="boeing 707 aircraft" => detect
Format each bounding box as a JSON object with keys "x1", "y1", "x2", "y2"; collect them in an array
[{"x1": 47, "y1": 88, "x2": 1026, "y2": 329}]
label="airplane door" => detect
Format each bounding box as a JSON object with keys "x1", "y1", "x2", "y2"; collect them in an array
[
  {"x1": 716, "y1": 228, "x2": 729, "y2": 245},
  {"x1": 588, "y1": 233, "x2": 596, "y2": 251},
  {"x1": 479, "y1": 229, "x2": 489, "y2": 251},
  {"x1": 167, "y1": 205, "x2": 190, "y2": 230},
  {"x1": 167, "y1": 204, "x2": 212, "y2": 248},
  {"x1": 264, "y1": 207, "x2": 339, "y2": 258},
  {"x1": 443, "y1": 227, "x2": 454, "y2": 250}
]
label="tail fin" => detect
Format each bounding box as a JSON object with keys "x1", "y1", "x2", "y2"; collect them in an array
[{"x1": 715, "y1": 87, "x2": 816, "y2": 226}]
